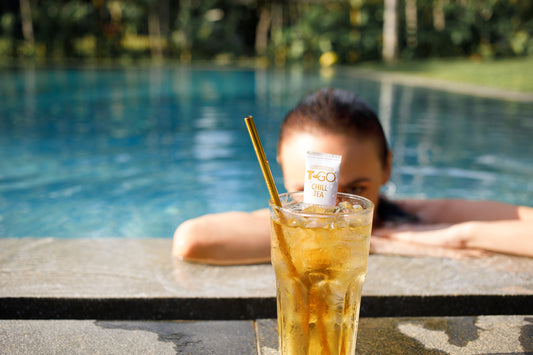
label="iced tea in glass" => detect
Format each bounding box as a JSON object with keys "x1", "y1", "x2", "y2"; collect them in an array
[{"x1": 269, "y1": 191, "x2": 373, "y2": 355}]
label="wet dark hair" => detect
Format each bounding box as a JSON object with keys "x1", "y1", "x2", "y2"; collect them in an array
[{"x1": 278, "y1": 87, "x2": 390, "y2": 167}]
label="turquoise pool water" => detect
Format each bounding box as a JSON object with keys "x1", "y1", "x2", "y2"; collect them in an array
[{"x1": 1, "y1": 66, "x2": 532, "y2": 238}]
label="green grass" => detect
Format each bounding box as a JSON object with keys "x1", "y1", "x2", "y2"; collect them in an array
[{"x1": 359, "y1": 56, "x2": 533, "y2": 93}]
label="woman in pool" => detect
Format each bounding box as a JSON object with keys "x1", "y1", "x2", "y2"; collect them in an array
[{"x1": 172, "y1": 88, "x2": 533, "y2": 264}]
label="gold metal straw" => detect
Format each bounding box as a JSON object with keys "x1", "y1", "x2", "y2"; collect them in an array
[
  {"x1": 245, "y1": 115, "x2": 307, "y2": 331},
  {"x1": 244, "y1": 116, "x2": 281, "y2": 207}
]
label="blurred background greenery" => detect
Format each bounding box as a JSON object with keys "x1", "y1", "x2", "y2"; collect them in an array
[
  {"x1": 1, "y1": 0, "x2": 532, "y2": 91},
  {"x1": 1, "y1": 0, "x2": 531, "y2": 64}
]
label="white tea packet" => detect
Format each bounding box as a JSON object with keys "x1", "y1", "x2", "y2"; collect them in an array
[{"x1": 303, "y1": 151, "x2": 342, "y2": 207}]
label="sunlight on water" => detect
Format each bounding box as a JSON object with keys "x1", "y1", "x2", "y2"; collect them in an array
[{"x1": 0, "y1": 66, "x2": 532, "y2": 238}]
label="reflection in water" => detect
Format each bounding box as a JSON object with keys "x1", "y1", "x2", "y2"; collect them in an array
[
  {"x1": 373, "y1": 78, "x2": 533, "y2": 202},
  {"x1": 378, "y1": 80, "x2": 393, "y2": 142}
]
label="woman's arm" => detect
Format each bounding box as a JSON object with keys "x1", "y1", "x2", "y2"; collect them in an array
[
  {"x1": 172, "y1": 209, "x2": 272, "y2": 265},
  {"x1": 376, "y1": 220, "x2": 533, "y2": 258},
  {"x1": 462, "y1": 220, "x2": 533, "y2": 257},
  {"x1": 378, "y1": 200, "x2": 533, "y2": 257},
  {"x1": 370, "y1": 234, "x2": 488, "y2": 258}
]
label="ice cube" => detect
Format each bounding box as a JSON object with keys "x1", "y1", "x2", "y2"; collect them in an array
[
  {"x1": 302, "y1": 205, "x2": 329, "y2": 214},
  {"x1": 334, "y1": 201, "x2": 362, "y2": 214},
  {"x1": 305, "y1": 216, "x2": 332, "y2": 228}
]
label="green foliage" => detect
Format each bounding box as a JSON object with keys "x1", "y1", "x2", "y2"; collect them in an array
[
  {"x1": 400, "y1": 0, "x2": 533, "y2": 60},
  {"x1": 0, "y1": 0, "x2": 531, "y2": 64},
  {"x1": 270, "y1": 1, "x2": 383, "y2": 64},
  {"x1": 175, "y1": 1, "x2": 256, "y2": 59}
]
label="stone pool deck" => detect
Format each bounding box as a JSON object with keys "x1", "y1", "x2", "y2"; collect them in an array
[{"x1": 1, "y1": 238, "x2": 532, "y2": 353}]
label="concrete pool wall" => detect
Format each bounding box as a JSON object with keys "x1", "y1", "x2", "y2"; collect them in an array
[{"x1": 1, "y1": 238, "x2": 532, "y2": 320}]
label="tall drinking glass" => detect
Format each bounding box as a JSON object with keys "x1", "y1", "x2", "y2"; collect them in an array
[{"x1": 269, "y1": 192, "x2": 374, "y2": 355}]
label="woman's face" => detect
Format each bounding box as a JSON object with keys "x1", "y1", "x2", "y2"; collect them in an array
[{"x1": 277, "y1": 131, "x2": 391, "y2": 208}]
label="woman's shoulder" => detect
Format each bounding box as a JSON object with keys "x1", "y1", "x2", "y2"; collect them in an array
[{"x1": 377, "y1": 196, "x2": 420, "y2": 226}]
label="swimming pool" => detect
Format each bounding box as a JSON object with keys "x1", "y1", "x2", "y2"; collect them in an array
[{"x1": 1, "y1": 66, "x2": 532, "y2": 238}]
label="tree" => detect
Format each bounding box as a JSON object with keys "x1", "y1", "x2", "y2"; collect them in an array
[
  {"x1": 383, "y1": 0, "x2": 399, "y2": 63},
  {"x1": 19, "y1": 0, "x2": 34, "y2": 51}
]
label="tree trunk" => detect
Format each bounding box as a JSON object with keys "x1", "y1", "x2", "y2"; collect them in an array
[
  {"x1": 149, "y1": 2, "x2": 163, "y2": 60},
  {"x1": 271, "y1": 1, "x2": 283, "y2": 40},
  {"x1": 382, "y1": 0, "x2": 398, "y2": 63},
  {"x1": 19, "y1": 0, "x2": 35, "y2": 47},
  {"x1": 433, "y1": 0, "x2": 447, "y2": 31},
  {"x1": 271, "y1": 1, "x2": 284, "y2": 65},
  {"x1": 405, "y1": 0, "x2": 417, "y2": 48},
  {"x1": 255, "y1": 5, "x2": 271, "y2": 56}
]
